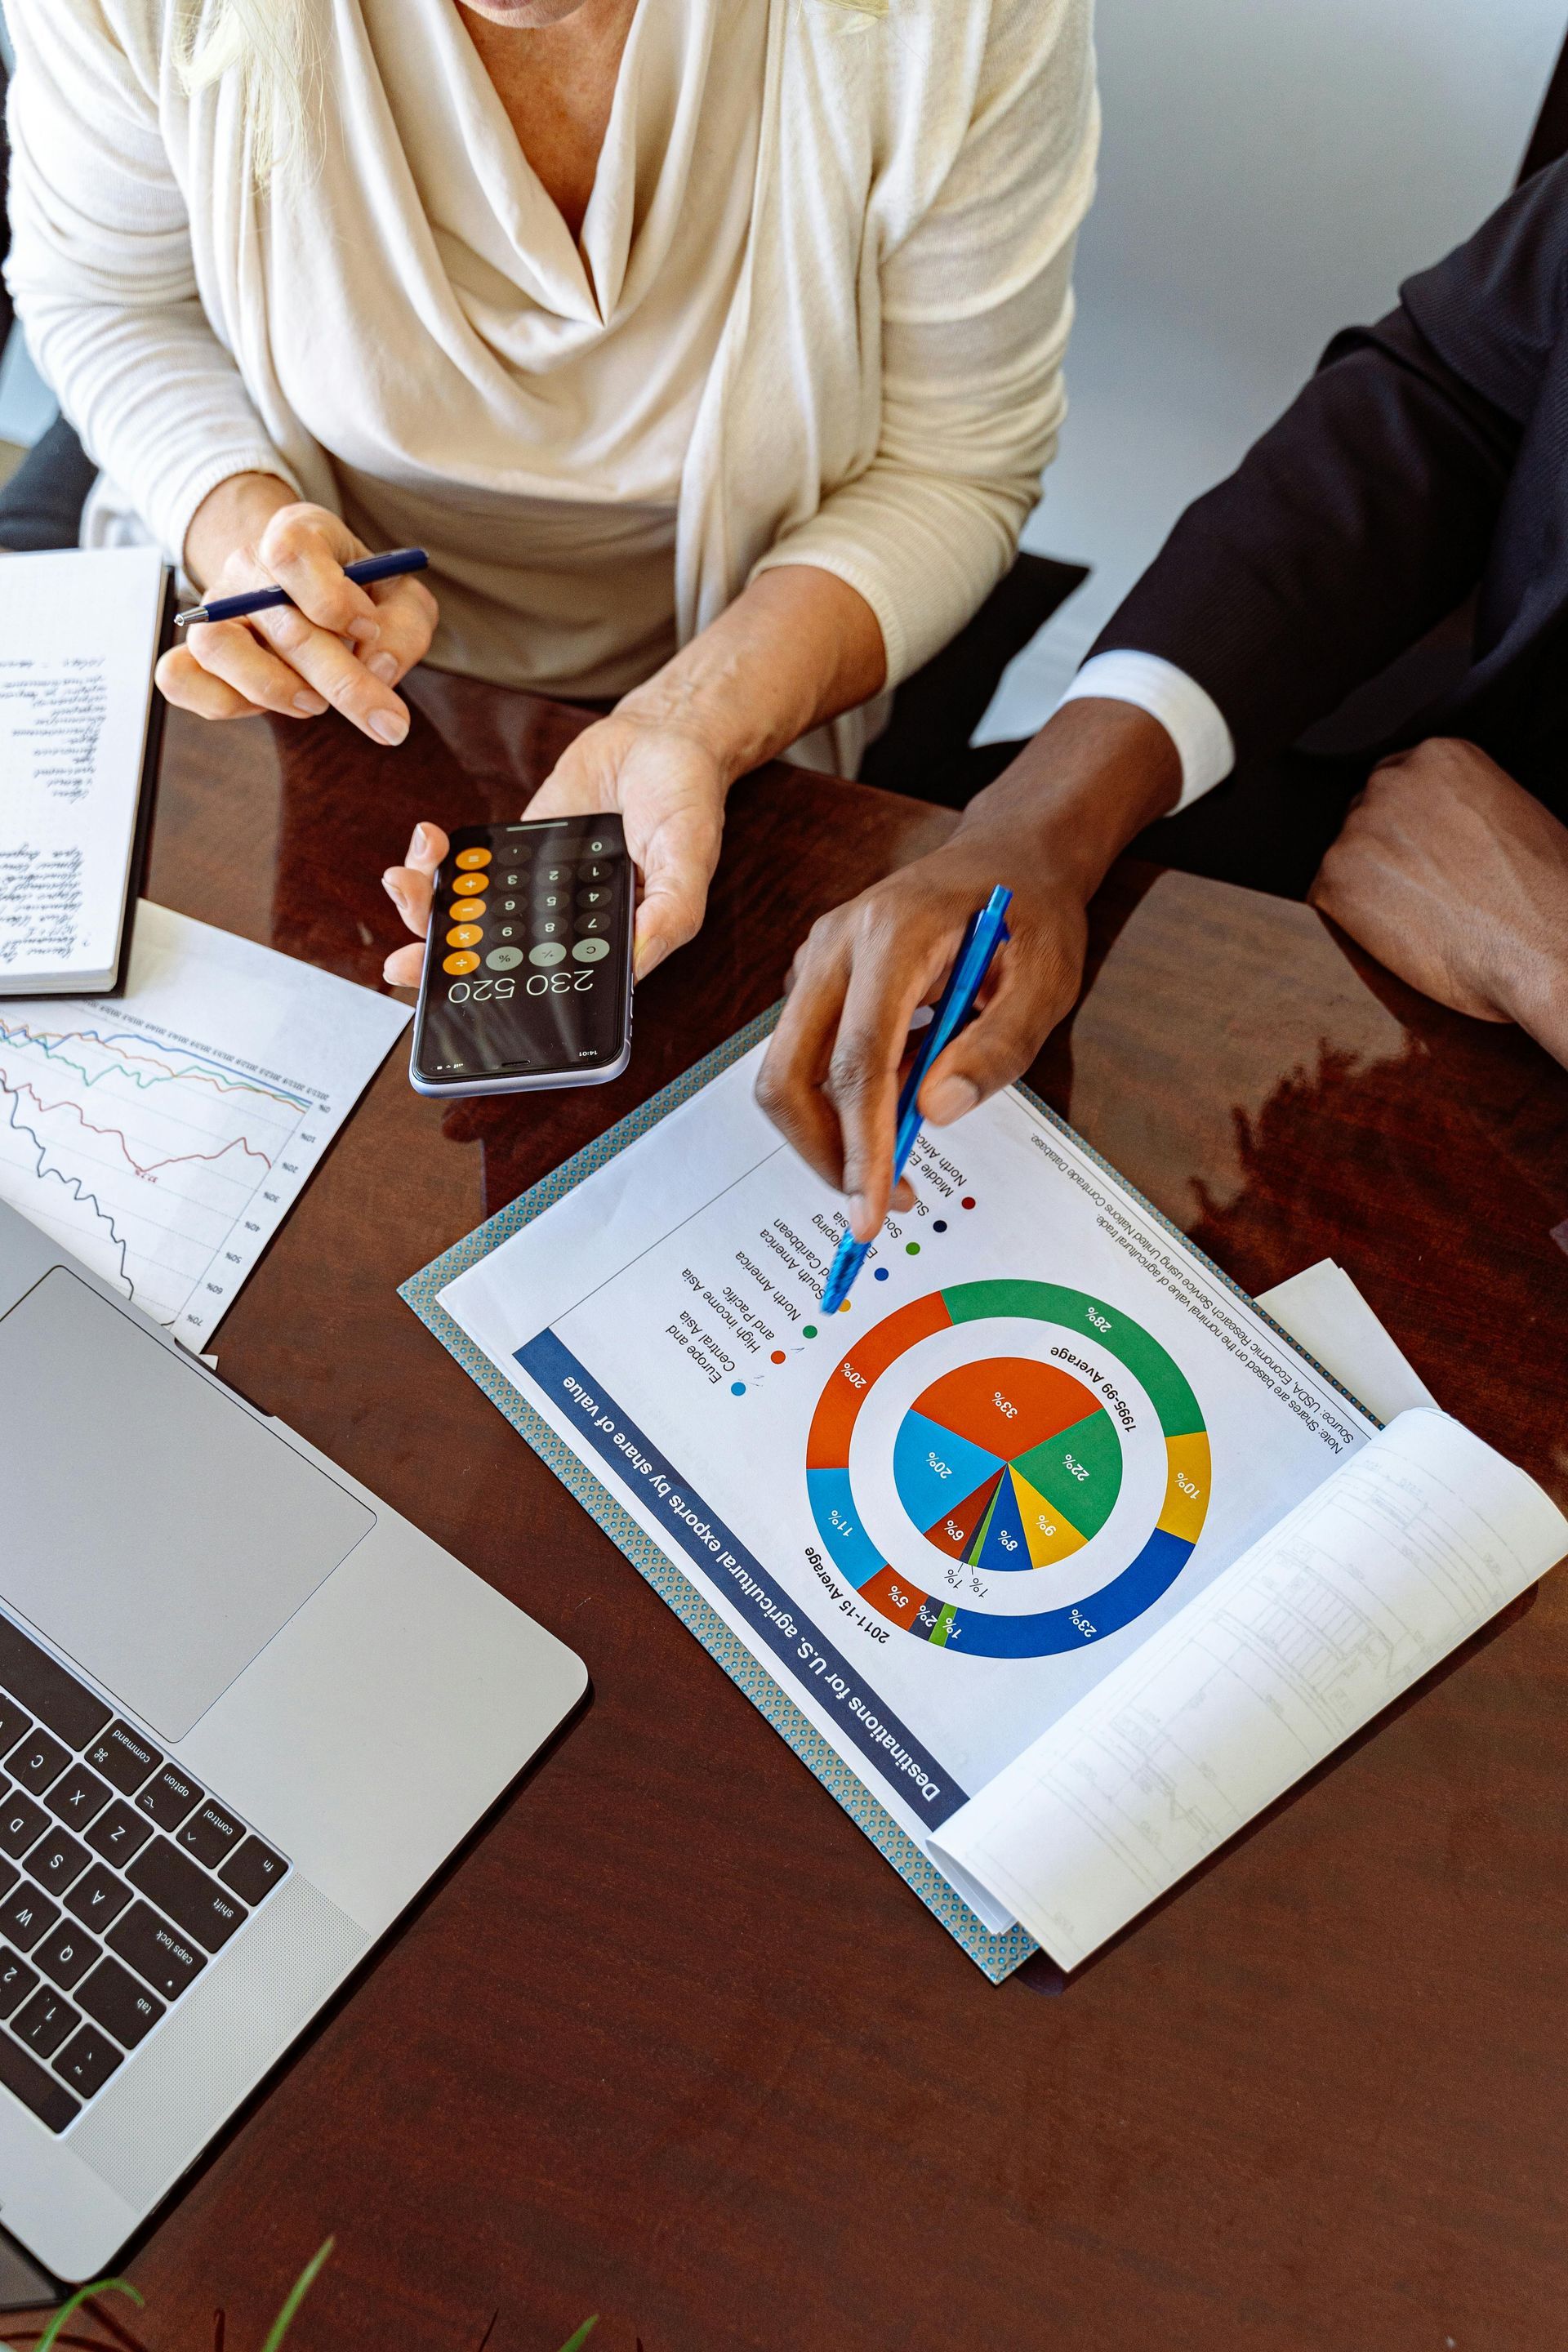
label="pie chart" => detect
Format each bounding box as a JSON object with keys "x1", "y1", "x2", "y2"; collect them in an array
[
  {"x1": 892, "y1": 1357, "x2": 1121, "y2": 1575},
  {"x1": 804, "y1": 1279, "x2": 1211, "y2": 1658}
]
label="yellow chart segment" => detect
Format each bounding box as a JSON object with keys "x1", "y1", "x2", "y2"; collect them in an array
[
  {"x1": 1011, "y1": 1468, "x2": 1089, "y2": 1569},
  {"x1": 1158, "y1": 1432, "x2": 1211, "y2": 1542}
]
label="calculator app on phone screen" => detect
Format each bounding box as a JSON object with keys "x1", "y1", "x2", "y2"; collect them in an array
[{"x1": 409, "y1": 817, "x2": 633, "y2": 1096}]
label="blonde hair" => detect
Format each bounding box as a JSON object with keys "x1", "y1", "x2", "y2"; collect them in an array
[
  {"x1": 180, "y1": 0, "x2": 320, "y2": 178},
  {"x1": 182, "y1": 0, "x2": 885, "y2": 178}
]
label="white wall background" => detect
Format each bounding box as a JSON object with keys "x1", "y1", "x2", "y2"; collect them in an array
[
  {"x1": 2, "y1": 0, "x2": 1566, "y2": 601},
  {"x1": 0, "y1": 6, "x2": 52, "y2": 448},
  {"x1": 978, "y1": 0, "x2": 1568, "y2": 741}
]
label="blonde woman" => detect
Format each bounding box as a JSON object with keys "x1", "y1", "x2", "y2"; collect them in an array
[{"x1": 5, "y1": 0, "x2": 1097, "y2": 983}]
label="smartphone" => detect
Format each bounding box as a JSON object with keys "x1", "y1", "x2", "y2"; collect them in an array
[{"x1": 409, "y1": 815, "x2": 634, "y2": 1096}]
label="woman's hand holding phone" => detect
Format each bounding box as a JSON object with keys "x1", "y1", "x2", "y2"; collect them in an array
[
  {"x1": 381, "y1": 706, "x2": 729, "y2": 987},
  {"x1": 382, "y1": 564, "x2": 885, "y2": 990}
]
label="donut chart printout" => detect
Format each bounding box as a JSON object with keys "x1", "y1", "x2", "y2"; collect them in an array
[{"x1": 436, "y1": 1041, "x2": 1379, "y2": 1938}]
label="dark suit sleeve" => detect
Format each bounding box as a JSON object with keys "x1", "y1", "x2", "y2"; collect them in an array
[
  {"x1": 1090, "y1": 161, "x2": 1568, "y2": 764},
  {"x1": 1, "y1": 56, "x2": 13, "y2": 354}
]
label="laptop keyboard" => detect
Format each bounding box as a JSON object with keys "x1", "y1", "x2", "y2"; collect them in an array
[{"x1": 0, "y1": 1615, "x2": 287, "y2": 2136}]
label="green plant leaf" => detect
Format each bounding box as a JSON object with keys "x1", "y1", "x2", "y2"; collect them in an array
[
  {"x1": 557, "y1": 2322, "x2": 599, "y2": 2352},
  {"x1": 33, "y1": 2278, "x2": 144, "y2": 2352},
  {"x1": 259, "y1": 2238, "x2": 335, "y2": 2352}
]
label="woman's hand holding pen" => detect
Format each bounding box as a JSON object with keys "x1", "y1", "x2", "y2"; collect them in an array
[
  {"x1": 156, "y1": 474, "x2": 438, "y2": 744},
  {"x1": 754, "y1": 701, "x2": 1184, "y2": 1236}
]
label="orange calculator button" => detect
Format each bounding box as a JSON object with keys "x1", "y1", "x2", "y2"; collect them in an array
[
  {"x1": 443, "y1": 950, "x2": 480, "y2": 976},
  {"x1": 449, "y1": 899, "x2": 484, "y2": 921},
  {"x1": 446, "y1": 924, "x2": 483, "y2": 949},
  {"x1": 452, "y1": 872, "x2": 487, "y2": 895},
  {"x1": 454, "y1": 846, "x2": 492, "y2": 870}
]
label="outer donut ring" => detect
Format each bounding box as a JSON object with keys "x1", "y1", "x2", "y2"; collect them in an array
[{"x1": 804, "y1": 1280, "x2": 1210, "y2": 1659}]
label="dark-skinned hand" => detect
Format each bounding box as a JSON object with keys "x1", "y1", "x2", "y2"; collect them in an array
[
  {"x1": 1310, "y1": 737, "x2": 1568, "y2": 1066},
  {"x1": 754, "y1": 702, "x2": 1183, "y2": 1240}
]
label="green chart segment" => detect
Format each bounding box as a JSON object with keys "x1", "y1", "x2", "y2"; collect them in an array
[
  {"x1": 893, "y1": 1352, "x2": 1123, "y2": 1574},
  {"x1": 806, "y1": 1280, "x2": 1209, "y2": 1659}
]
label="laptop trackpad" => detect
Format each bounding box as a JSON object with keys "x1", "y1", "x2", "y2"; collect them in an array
[{"x1": 0, "y1": 1268, "x2": 374, "y2": 1741}]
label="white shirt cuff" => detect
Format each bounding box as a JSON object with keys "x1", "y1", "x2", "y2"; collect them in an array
[{"x1": 1057, "y1": 649, "x2": 1236, "y2": 812}]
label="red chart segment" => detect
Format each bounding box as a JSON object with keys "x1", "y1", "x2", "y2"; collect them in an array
[
  {"x1": 898, "y1": 1356, "x2": 1116, "y2": 1573},
  {"x1": 806, "y1": 1282, "x2": 1209, "y2": 1660},
  {"x1": 924, "y1": 1468, "x2": 1003, "y2": 1560},
  {"x1": 911, "y1": 1356, "x2": 1098, "y2": 1464}
]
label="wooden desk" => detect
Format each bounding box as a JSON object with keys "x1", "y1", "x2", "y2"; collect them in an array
[{"x1": 29, "y1": 680, "x2": 1568, "y2": 2351}]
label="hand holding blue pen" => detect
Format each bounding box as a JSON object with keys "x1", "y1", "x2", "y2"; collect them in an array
[
  {"x1": 176, "y1": 546, "x2": 430, "y2": 627},
  {"x1": 156, "y1": 500, "x2": 439, "y2": 746},
  {"x1": 820, "y1": 886, "x2": 1013, "y2": 1316}
]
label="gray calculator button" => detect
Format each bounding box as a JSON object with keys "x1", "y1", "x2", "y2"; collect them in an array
[
  {"x1": 534, "y1": 917, "x2": 567, "y2": 939},
  {"x1": 529, "y1": 942, "x2": 567, "y2": 967},
  {"x1": 576, "y1": 912, "x2": 610, "y2": 934},
  {"x1": 577, "y1": 887, "x2": 609, "y2": 909},
  {"x1": 572, "y1": 937, "x2": 610, "y2": 964},
  {"x1": 486, "y1": 947, "x2": 524, "y2": 971}
]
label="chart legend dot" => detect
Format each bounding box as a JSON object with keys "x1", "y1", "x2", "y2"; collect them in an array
[
  {"x1": 874, "y1": 1267, "x2": 890, "y2": 1281},
  {"x1": 961, "y1": 1196, "x2": 976, "y2": 1210},
  {"x1": 933, "y1": 1219, "x2": 948, "y2": 1233},
  {"x1": 771, "y1": 1350, "x2": 786, "y2": 1364},
  {"x1": 731, "y1": 1381, "x2": 746, "y2": 1396},
  {"x1": 804, "y1": 1325, "x2": 817, "y2": 1339},
  {"x1": 906, "y1": 1241, "x2": 920, "y2": 1255}
]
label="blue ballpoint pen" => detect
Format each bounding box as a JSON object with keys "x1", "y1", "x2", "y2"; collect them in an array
[
  {"x1": 819, "y1": 884, "x2": 1013, "y2": 1317},
  {"x1": 174, "y1": 546, "x2": 430, "y2": 627}
]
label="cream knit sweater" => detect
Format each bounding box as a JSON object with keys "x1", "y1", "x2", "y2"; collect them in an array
[{"x1": 4, "y1": 0, "x2": 1098, "y2": 771}]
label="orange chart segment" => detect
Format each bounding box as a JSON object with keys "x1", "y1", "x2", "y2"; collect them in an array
[
  {"x1": 911, "y1": 1356, "x2": 1099, "y2": 1465},
  {"x1": 807, "y1": 1290, "x2": 953, "y2": 1470}
]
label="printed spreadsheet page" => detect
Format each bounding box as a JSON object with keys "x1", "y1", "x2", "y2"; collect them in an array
[{"x1": 437, "y1": 1042, "x2": 1379, "y2": 1931}]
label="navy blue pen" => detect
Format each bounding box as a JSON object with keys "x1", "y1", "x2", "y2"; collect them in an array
[
  {"x1": 819, "y1": 885, "x2": 1013, "y2": 1317},
  {"x1": 174, "y1": 546, "x2": 430, "y2": 627}
]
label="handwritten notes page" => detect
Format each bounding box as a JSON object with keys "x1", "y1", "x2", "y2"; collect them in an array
[
  {"x1": 0, "y1": 547, "x2": 167, "y2": 991},
  {"x1": 933, "y1": 1409, "x2": 1568, "y2": 1968}
]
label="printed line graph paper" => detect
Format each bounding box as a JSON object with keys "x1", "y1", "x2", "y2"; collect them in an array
[
  {"x1": 0, "y1": 1013, "x2": 315, "y2": 1330},
  {"x1": 0, "y1": 903, "x2": 410, "y2": 1343}
]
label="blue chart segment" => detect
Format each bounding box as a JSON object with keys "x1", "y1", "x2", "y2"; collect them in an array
[
  {"x1": 891, "y1": 1410, "x2": 1004, "y2": 1537},
  {"x1": 975, "y1": 1460, "x2": 1029, "y2": 1572},
  {"x1": 804, "y1": 1467, "x2": 885, "y2": 1588},
  {"x1": 806, "y1": 1281, "x2": 1211, "y2": 1659}
]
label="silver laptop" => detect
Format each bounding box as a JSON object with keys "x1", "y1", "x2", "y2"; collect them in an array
[{"x1": 0, "y1": 1201, "x2": 586, "y2": 2283}]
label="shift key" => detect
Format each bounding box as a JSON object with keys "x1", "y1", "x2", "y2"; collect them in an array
[{"x1": 127, "y1": 1838, "x2": 245, "y2": 1952}]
